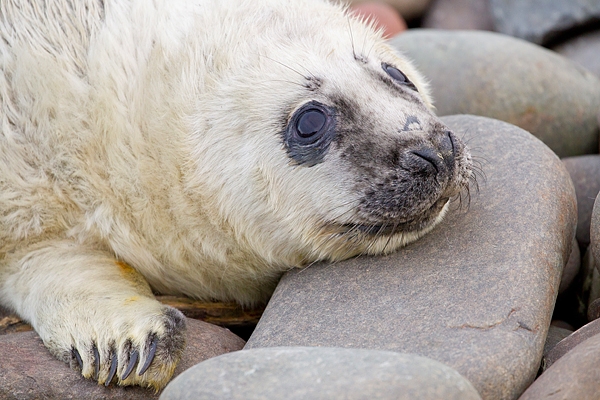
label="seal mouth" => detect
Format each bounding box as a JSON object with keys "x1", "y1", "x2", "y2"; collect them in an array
[{"x1": 335, "y1": 196, "x2": 450, "y2": 238}]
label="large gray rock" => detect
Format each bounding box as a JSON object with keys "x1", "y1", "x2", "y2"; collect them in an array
[
  {"x1": 562, "y1": 155, "x2": 600, "y2": 248},
  {"x1": 591, "y1": 192, "x2": 600, "y2": 265},
  {"x1": 554, "y1": 30, "x2": 600, "y2": 79},
  {"x1": 489, "y1": 0, "x2": 600, "y2": 45},
  {"x1": 246, "y1": 115, "x2": 577, "y2": 400},
  {"x1": 346, "y1": 0, "x2": 432, "y2": 20},
  {"x1": 160, "y1": 347, "x2": 482, "y2": 400},
  {"x1": 520, "y1": 332, "x2": 600, "y2": 400},
  {"x1": 542, "y1": 317, "x2": 600, "y2": 371},
  {"x1": 0, "y1": 318, "x2": 245, "y2": 400},
  {"x1": 389, "y1": 30, "x2": 600, "y2": 158},
  {"x1": 422, "y1": 0, "x2": 494, "y2": 31}
]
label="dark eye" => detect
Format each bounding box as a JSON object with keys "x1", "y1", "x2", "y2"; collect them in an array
[
  {"x1": 284, "y1": 101, "x2": 336, "y2": 167},
  {"x1": 383, "y1": 63, "x2": 418, "y2": 92},
  {"x1": 297, "y1": 109, "x2": 326, "y2": 138}
]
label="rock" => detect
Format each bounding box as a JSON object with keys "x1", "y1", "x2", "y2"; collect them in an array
[
  {"x1": 521, "y1": 331, "x2": 600, "y2": 399},
  {"x1": 346, "y1": 0, "x2": 433, "y2": 20},
  {"x1": 554, "y1": 30, "x2": 600, "y2": 79},
  {"x1": 489, "y1": 0, "x2": 600, "y2": 45},
  {"x1": 389, "y1": 30, "x2": 600, "y2": 158},
  {"x1": 160, "y1": 347, "x2": 482, "y2": 400},
  {"x1": 562, "y1": 155, "x2": 600, "y2": 248},
  {"x1": 588, "y1": 297, "x2": 600, "y2": 321},
  {"x1": 350, "y1": 2, "x2": 407, "y2": 39},
  {"x1": 574, "y1": 248, "x2": 597, "y2": 323},
  {"x1": 542, "y1": 317, "x2": 600, "y2": 371},
  {"x1": 559, "y1": 237, "x2": 580, "y2": 294},
  {"x1": 542, "y1": 325, "x2": 573, "y2": 361},
  {"x1": 0, "y1": 318, "x2": 245, "y2": 400},
  {"x1": 422, "y1": 0, "x2": 494, "y2": 31},
  {"x1": 246, "y1": 115, "x2": 577, "y2": 400},
  {"x1": 550, "y1": 320, "x2": 574, "y2": 331},
  {"x1": 591, "y1": 192, "x2": 600, "y2": 264}
]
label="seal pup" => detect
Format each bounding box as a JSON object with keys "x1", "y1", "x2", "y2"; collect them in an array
[{"x1": 0, "y1": 0, "x2": 473, "y2": 390}]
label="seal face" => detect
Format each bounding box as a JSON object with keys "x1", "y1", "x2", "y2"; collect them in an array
[{"x1": 0, "y1": 0, "x2": 473, "y2": 390}]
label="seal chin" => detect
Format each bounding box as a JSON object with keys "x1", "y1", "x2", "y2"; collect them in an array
[
  {"x1": 360, "y1": 199, "x2": 450, "y2": 255},
  {"x1": 317, "y1": 197, "x2": 450, "y2": 259},
  {"x1": 340, "y1": 196, "x2": 450, "y2": 239}
]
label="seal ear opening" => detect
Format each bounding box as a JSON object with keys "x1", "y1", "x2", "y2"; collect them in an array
[{"x1": 382, "y1": 63, "x2": 418, "y2": 92}]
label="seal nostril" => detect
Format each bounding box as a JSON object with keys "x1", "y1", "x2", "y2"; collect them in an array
[
  {"x1": 411, "y1": 148, "x2": 440, "y2": 173},
  {"x1": 440, "y1": 131, "x2": 455, "y2": 155}
]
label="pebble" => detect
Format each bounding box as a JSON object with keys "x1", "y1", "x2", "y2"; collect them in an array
[
  {"x1": 521, "y1": 330, "x2": 600, "y2": 399},
  {"x1": 160, "y1": 347, "x2": 482, "y2": 400},
  {"x1": 590, "y1": 192, "x2": 600, "y2": 266},
  {"x1": 489, "y1": 0, "x2": 600, "y2": 45},
  {"x1": 345, "y1": 0, "x2": 433, "y2": 20},
  {"x1": 246, "y1": 115, "x2": 577, "y2": 400},
  {"x1": 542, "y1": 325, "x2": 573, "y2": 362},
  {"x1": 389, "y1": 29, "x2": 600, "y2": 158},
  {"x1": 422, "y1": 0, "x2": 494, "y2": 31},
  {"x1": 554, "y1": 30, "x2": 600, "y2": 79},
  {"x1": 559, "y1": 238, "x2": 580, "y2": 294},
  {"x1": 550, "y1": 293, "x2": 600, "y2": 370},
  {"x1": 350, "y1": 2, "x2": 407, "y2": 39},
  {"x1": 0, "y1": 319, "x2": 245, "y2": 400},
  {"x1": 562, "y1": 155, "x2": 600, "y2": 248}
]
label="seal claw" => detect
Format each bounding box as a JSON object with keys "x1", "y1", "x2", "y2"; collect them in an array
[
  {"x1": 106, "y1": 353, "x2": 118, "y2": 386},
  {"x1": 139, "y1": 334, "x2": 158, "y2": 375},
  {"x1": 92, "y1": 344, "x2": 100, "y2": 380},
  {"x1": 122, "y1": 349, "x2": 139, "y2": 380}
]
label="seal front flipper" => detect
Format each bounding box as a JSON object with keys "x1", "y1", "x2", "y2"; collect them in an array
[{"x1": 0, "y1": 240, "x2": 186, "y2": 390}]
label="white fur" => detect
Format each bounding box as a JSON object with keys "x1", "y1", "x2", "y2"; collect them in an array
[{"x1": 0, "y1": 0, "x2": 436, "y2": 389}]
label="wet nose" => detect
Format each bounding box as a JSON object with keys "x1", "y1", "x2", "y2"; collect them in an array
[{"x1": 411, "y1": 131, "x2": 456, "y2": 174}]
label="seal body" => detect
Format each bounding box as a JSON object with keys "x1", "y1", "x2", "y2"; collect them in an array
[{"x1": 0, "y1": 0, "x2": 472, "y2": 390}]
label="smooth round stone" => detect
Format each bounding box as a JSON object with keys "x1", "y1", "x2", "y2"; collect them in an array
[
  {"x1": 562, "y1": 155, "x2": 600, "y2": 248},
  {"x1": 559, "y1": 237, "x2": 580, "y2": 294},
  {"x1": 350, "y1": 2, "x2": 407, "y2": 39},
  {"x1": 489, "y1": 0, "x2": 600, "y2": 45},
  {"x1": 543, "y1": 317, "x2": 600, "y2": 371},
  {"x1": 389, "y1": 30, "x2": 600, "y2": 158},
  {"x1": 422, "y1": 0, "x2": 494, "y2": 31},
  {"x1": 160, "y1": 347, "x2": 482, "y2": 400},
  {"x1": 521, "y1": 331, "x2": 600, "y2": 399},
  {"x1": 574, "y1": 248, "x2": 597, "y2": 323},
  {"x1": 542, "y1": 325, "x2": 573, "y2": 362},
  {"x1": 590, "y1": 192, "x2": 600, "y2": 264},
  {"x1": 0, "y1": 319, "x2": 245, "y2": 400},
  {"x1": 554, "y1": 30, "x2": 600, "y2": 79},
  {"x1": 246, "y1": 115, "x2": 577, "y2": 400},
  {"x1": 346, "y1": 0, "x2": 433, "y2": 20}
]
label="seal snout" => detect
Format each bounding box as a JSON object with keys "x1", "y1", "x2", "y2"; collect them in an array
[{"x1": 410, "y1": 131, "x2": 456, "y2": 176}]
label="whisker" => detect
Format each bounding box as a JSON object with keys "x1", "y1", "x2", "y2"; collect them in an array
[
  {"x1": 254, "y1": 52, "x2": 316, "y2": 81},
  {"x1": 346, "y1": 16, "x2": 358, "y2": 61}
]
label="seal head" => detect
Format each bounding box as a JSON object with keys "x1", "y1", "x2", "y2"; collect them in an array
[{"x1": 185, "y1": 1, "x2": 473, "y2": 270}]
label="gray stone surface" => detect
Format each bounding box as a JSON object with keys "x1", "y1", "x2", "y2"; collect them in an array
[
  {"x1": 246, "y1": 115, "x2": 577, "y2": 400},
  {"x1": 347, "y1": 0, "x2": 433, "y2": 20},
  {"x1": 559, "y1": 237, "x2": 580, "y2": 294},
  {"x1": 562, "y1": 155, "x2": 600, "y2": 248},
  {"x1": 160, "y1": 347, "x2": 482, "y2": 400},
  {"x1": 520, "y1": 332, "x2": 600, "y2": 400},
  {"x1": 0, "y1": 318, "x2": 245, "y2": 400},
  {"x1": 389, "y1": 30, "x2": 600, "y2": 158},
  {"x1": 591, "y1": 192, "x2": 600, "y2": 264},
  {"x1": 554, "y1": 30, "x2": 600, "y2": 79},
  {"x1": 489, "y1": 0, "x2": 600, "y2": 45},
  {"x1": 543, "y1": 317, "x2": 600, "y2": 371},
  {"x1": 542, "y1": 326, "x2": 573, "y2": 362},
  {"x1": 422, "y1": 0, "x2": 494, "y2": 31}
]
